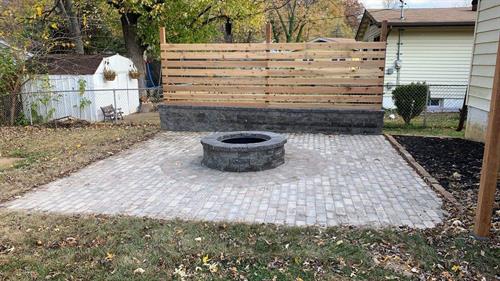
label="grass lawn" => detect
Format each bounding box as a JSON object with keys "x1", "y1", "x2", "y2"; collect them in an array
[
  {"x1": 383, "y1": 112, "x2": 465, "y2": 138},
  {"x1": 0, "y1": 119, "x2": 497, "y2": 280},
  {"x1": 0, "y1": 212, "x2": 497, "y2": 280},
  {"x1": 0, "y1": 124, "x2": 159, "y2": 202}
]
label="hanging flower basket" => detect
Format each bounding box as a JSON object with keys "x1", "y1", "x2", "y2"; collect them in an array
[
  {"x1": 103, "y1": 69, "x2": 116, "y2": 81},
  {"x1": 129, "y1": 70, "x2": 141, "y2": 79},
  {"x1": 103, "y1": 60, "x2": 116, "y2": 81}
]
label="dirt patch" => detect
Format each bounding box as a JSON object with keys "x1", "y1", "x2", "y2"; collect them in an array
[{"x1": 0, "y1": 157, "x2": 23, "y2": 170}]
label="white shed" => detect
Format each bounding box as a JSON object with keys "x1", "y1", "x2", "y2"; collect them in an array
[
  {"x1": 23, "y1": 54, "x2": 140, "y2": 122},
  {"x1": 465, "y1": 0, "x2": 500, "y2": 142}
]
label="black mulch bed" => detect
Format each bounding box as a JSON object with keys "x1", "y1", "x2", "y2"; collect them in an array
[
  {"x1": 394, "y1": 135, "x2": 485, "y2": 190},
  {"x1": 394, "y1": 135, "x2": 499, "y2": 225}
]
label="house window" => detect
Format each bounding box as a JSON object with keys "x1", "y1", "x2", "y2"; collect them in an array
[{"x1": 428, "y1": 98, "x2": 443, "y2": 107}]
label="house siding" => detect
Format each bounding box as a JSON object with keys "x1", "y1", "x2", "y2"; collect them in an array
[
  {"x1": 363, "y1": 24, "x2": 381, "y2": 42},
  {"x1": 380, "y1": 27, "x2": 474, "y2": 108},
  {"x1": 466, "y1": 0, "x2": 500, "y2": 142}
]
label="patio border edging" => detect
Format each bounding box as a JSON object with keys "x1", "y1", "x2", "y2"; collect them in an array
[{"x1": 384, "y1": 134, "x2": 460, "y2": 207}]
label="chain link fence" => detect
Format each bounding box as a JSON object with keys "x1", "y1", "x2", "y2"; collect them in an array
[
  {"x1": 0, "y1": 87, "x2": 162, "y2": 126},
  {"x1": 383, "y1": 84, "x2": 467, "y2": 131},
  {"x1": 1, "y1": 84, "x2": 466, "y2": 132}
]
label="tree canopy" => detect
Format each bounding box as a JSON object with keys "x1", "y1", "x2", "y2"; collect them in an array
[
  {"x1": 1, "y1": 0, "x2": 363, "y2": 57},
  {"x1": 268, "y1": 0, "x2": 361, "y2": 42}
]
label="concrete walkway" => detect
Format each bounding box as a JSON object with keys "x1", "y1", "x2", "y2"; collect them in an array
[{"x1": 5, "y1": 132, "x2": 443, "y2": 228}]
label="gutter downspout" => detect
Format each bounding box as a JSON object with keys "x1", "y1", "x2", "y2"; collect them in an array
[
  {"x1": 396, "y1": 0, "x2": 406, "y2": 86},
  {"x1": 396, "y1": 28, "x2": 402, "y2": 86}
]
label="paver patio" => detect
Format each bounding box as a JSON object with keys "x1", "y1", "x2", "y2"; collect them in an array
[{"x1": 4, "y1": 132, "x2": 443, "y2": 227}]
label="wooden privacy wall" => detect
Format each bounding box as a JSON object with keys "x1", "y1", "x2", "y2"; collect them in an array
[{"x1": 160, "y1": 42, "x2": 386, "y2": 109}]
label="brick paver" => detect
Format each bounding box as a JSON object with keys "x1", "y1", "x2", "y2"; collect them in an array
[{"x1": 4, "y1": 132, "x2": 443, "y2": 228}]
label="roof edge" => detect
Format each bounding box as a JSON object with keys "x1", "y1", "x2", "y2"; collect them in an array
[
  {"x1": 378, "y1": 21, "x2": 475, "y2": 27},
  {"x1": 355, "y1": 10, "x2": 371, "y2": 41}
]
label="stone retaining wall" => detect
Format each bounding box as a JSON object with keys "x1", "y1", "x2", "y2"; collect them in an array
[{"x1": 158, "y1": 105, "x2": 384, "y2": 134}]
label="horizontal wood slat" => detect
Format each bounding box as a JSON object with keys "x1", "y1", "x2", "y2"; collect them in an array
[
  {"x1": 164, "y1": 77, "x2": 383, "y2": 85},
  {"x1": 165, "y1": 93, "x2": 381, "y2": 102},
  {"x1": 161, "y1": 42, "x2": 386, "y2": 51},
  {"x1": 165, "y1": 101, "x2": 381, "y2": 110},
  {"x1": 163, "y1": 59, "x2": 384, "y2": 68},
  {"x1": 160, "y1": 41, "x2": 386, "y2": 109},
  {"x1": 164, "y1": 51, "x2": 386, "y2": 60},
  {"x1": 162, "y1": 68, "x2": 383, "y2": 77},
  {"x1": 164, "y1": 85, "x2": 383, "y2": 94}
]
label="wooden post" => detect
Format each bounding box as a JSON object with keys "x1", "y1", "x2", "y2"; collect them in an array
[
  {"x1": 474, "y1": 35, "x2": 500, "y2": 238},
  {"x1": 159, "y1": 27, "x2": 166, "y2": 101},
  {"x1": 159, "y1": 27, "x2": 166, "y2": 45},
  {"x1": 380, "y1": 20, "x2": 388, "y2": 42},
  {"x1": 265, "y1": 23, "x2": 272, "y2": 43},
  {"x1": 264, "y1": 23, "x2": 272, "y2": 107}
]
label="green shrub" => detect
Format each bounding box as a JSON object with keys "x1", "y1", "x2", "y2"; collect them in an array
[{"x1": 392, "y1": 83, "x2": 429, "y2": 125}]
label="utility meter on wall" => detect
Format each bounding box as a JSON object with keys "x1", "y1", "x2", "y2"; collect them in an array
[{"x1": 394, "y1": 60, "x2": 402, "y2": 70}]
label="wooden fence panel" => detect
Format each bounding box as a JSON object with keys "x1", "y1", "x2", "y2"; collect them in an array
[{"x1": 160, "y1": 42, "x2": 386, "y2": 109}]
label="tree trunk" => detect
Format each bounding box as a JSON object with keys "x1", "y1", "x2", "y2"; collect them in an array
[
  {"x1": 9, "y1": 92, "x2": 17, "y2": 125},
  {"x1": 245, "y1": 31, "x2": 253, "y2": 43},
  {"x1": 59, "y1": 0, "x2": 85, "y2": 54},
  {"x1": 224, "y1": 18, "x2": 233, "y2": 43},
  {"x1": 8, "y1": 78, "x2": 22, "y2": 125},
  {"x1": 120, "y1": 13, "x2": 146, "y2": 89},
  {"x1": 270, "y1": 21, "x2": 280, "y2": 43},
  {"x1": 295, "y1": 23, "x2": 306, "y2": 42}
]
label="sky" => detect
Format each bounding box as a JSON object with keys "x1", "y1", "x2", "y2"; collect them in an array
[{"x1": 360, "y1": 0, "x2": 471, "y2": 9}]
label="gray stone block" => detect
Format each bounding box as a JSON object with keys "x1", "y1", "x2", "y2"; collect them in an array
[
  {"x1": 201, "y1": 131, "x2": 287, "y2": 172},
  {"x1": 158, "y1": 105, "x2": 383, "y2": 134}
]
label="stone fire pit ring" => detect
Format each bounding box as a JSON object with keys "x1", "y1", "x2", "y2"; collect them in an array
[{"x1": 201, "y1": 131, "x2": 287, "y2": 172}]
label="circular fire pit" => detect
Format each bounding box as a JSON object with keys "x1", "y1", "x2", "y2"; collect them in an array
[{"x1": 201, "y1": 131, "x2": 287, "y2": 172}]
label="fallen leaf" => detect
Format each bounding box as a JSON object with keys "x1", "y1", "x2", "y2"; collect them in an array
[
  {"x1": 105, "y1": 252, "x2": 114, "y2": 262},
  {"x1": 208, "y1": 263, "x2": 218, "y2": 273},
  {"x1": 174, "y1": 265, "x2": 187, "y2": 276},
  {"x1": 65, "y1": 237, "x2": 77, "y2": 246},
  {"x1": 133, "y1": 268, "x2": 145, "y2": 274},
  {"x1": 202, "y1": 255, "x2": 210, "y2": 264},
  {"x1": 451, "y1": 265, "x2": 461, "y2": 272}
]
